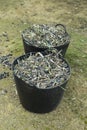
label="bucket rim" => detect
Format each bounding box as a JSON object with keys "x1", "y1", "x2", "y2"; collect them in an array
[{"x1": 12, "y1": 52, "x2": 71, "y2": 90}]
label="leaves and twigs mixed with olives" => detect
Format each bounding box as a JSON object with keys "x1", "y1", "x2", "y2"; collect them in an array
[
  {"x1": 13, "y1": 49, "x2": 70, "y2": 89},
  {"x1": 22, "y1": 24, "x2": 70, "y2": 48}
]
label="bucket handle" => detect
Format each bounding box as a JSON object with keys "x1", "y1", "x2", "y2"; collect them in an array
[{"x1": 55, "y1": 24, "x2": 67, "y2": 34}]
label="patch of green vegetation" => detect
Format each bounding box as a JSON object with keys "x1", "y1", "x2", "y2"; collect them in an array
[
  {"x1": 80, "y1": 116, "x2": 87, "y2": 126},
  {"x1": 0, "y1": 78, "x2": 12, "y2": 88},
  {"x1": 65, "y1": 32, "x2": 87, "y2": 77},
  {"x1": 0, "y1": 18, "x2": 31, "y2": 56},
  {"x1": 0, "y1": 0, "x2": 23, "y2": 11},
  {"x1": 45, "y1": 127, "x2": 51, "y2": 130}
]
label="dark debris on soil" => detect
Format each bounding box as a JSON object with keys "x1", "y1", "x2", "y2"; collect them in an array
[
  {"x1": 0, "y1": 53, "x2": 13, "y2": 70},
  {"x1": 0, "y1": 53, "x2": 14, "y2": 80},
  {"x1": 0, "y1": 32, "x2": 9, "y2": 42},
  {"x1": 0, "y1": 89, "x2": 8, "y2": 95},
  {"x1": 0, "y1": 72, "x2": 9, "y2": 80}
]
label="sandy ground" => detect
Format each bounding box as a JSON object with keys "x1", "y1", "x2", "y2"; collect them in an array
[{"x1": 0, "y1": 0, "x2": 87, "y2": 130}]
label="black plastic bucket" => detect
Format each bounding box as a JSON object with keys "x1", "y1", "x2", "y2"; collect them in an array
[
  {"x1": 12, "y1": 53, "x2": 71, "y2": 113},
  {"x1": 22, "y1": 24, "x2": 70, "y2": 57}
]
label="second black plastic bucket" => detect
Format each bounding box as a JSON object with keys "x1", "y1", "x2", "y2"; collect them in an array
[
  {"x1": 22, "y1": 24, "x2": 70, "y2": 57},
  {"x1": 12, "y1": 53, "x2": 71, "y2": 113}
]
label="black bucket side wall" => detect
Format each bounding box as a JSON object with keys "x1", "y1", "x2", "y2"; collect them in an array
[
  {"x1": 12, "y1": 51, "x2": 70, "y2": 113},
  {"x1": 14, "y1": 75, "x2": 67, "y2": 113},
  {"x1": 54, "y1": 43, "x2": 69, "y2": 57},
  {"x1": 22, "y1": 38, "x2": 70, "y2": 57},
  {"x1": 22, "y1": 39, "x2": 47, "y2": 53}
]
